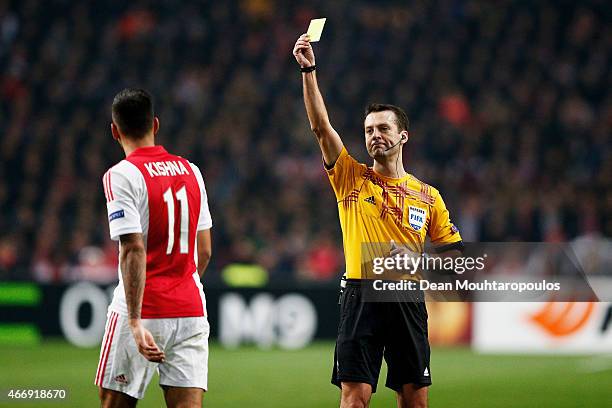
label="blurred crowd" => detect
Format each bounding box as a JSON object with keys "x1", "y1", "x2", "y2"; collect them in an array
[{"x1": 0, "y1": 0, "x2": 609, "y2": 283}]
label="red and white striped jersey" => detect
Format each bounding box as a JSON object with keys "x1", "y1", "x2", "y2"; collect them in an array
[{"x1": 103, "y1": 145, "x2": 212, "y2": 318}]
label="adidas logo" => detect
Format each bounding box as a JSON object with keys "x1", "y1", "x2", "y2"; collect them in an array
[
  {"x1": 114, "y1": 374, "x2": 129, "y2": 384},
  {"x1": 423, "y1": 367, "x2": 429, "y2": 377},
  {"x1": 364, "y1": 196, "x2": 375, "y2": 205}
]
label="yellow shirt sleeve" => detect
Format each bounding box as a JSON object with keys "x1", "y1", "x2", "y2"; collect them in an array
[
  {"x1": 325, "y1": 147, "x2": 367, "y2": 200},
  {"x1": 428, "y1": 190, "x2": 462, "y2": 246}
]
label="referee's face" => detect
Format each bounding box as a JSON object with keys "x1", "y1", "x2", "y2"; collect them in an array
[{"x1": 364, "y1": 111, "x2": 401, "y2": 158}]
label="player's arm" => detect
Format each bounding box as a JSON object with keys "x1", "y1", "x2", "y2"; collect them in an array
[
  {"x1": 119, "y1": 232, "x2": 146, "y2": 322},
  {"x1": 197, "y1": 229, "x2": 212, "y2": 278},
  {"x1": 119, "y1": 233, "x2": 165, "y2": 362},
  {"x1": 293, "y1": 33, "x2": 344, "y2": 167},
  {"x1": 190, "y1": 162, "x2": 213, "y2": 279},
  {"x1": 103, "y1": 167, "x2": 164, "y2": 362}
]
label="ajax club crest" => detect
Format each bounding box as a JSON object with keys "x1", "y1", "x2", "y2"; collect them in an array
[{"x1": 408, "y1": 206, "x2": 426, "y2": 231}]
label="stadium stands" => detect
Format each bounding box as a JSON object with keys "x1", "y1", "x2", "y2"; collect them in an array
[{"x1": 0, "y1": 0, "x2": 609, "y2": 282}]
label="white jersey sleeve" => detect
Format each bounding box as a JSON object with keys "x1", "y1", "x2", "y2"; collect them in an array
[
  {"x1": 103, "y1": 161, "x2": 147, "y2": 241},
  {"x1": 189, "y1": 162, "x2": 213, "y2": 231}
]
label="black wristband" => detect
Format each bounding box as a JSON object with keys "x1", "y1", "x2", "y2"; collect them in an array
[{"x1": 300, "y1": 65, "x2": 316, "y2": 73}]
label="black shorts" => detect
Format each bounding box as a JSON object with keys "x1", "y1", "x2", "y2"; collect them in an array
[{"x1": 331, "y1": 280, "x2": 431, "y2": 392}]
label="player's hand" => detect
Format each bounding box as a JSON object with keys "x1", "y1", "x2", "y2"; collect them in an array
[
  {"x1": 293, "y1": 33, "x2": 315, "y2": 68},
  {"x1": 129, "y1": 320, "x2": 165, "y2": 363}
]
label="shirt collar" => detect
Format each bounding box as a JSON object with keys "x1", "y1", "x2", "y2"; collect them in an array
[{"x1": 127, "y1": 145, "x2": 167, "y2": 158}]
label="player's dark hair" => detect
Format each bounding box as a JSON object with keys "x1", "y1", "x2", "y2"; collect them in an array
[
  {"x1": 364, "y1": 103, "x2": 409, "y2": 132},
  {"x1": 111, "y1": 88, "x2": 154, "y2": 139}
]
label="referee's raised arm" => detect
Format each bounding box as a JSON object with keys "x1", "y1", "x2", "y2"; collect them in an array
[{"x1": 293, "y1": 33, "x2": 344, "y2": 167}]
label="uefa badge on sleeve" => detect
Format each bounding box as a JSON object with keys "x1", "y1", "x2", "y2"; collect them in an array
[{"x1": 109, "y1": 209, "x2": 125, "y2": 222}]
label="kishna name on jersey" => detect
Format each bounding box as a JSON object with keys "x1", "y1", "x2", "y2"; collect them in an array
[{"x1": 144, "y1": 160, "x2": 190, "y2": 177}]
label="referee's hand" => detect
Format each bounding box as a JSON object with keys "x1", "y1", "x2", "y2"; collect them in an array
[
  {"x1": 388, "y1": 241, "x2": 423, "y2": 275},
  {"x1": 389, "y1": 241, "x2": 420, "y2": 259},
  {"x1": 129, "y1": 320, "x2": 165, "y2": 363},
  {"x1": 293, "y1": 33, "x2": 316, "y2": 68}
]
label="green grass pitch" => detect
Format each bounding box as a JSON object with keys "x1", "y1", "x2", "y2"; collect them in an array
[{"x1": 0, "y1": 340, "x2": 611, "y2": 407}]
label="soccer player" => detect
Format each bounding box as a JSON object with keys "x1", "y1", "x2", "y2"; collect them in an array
[
  {"x1": 293, "y1": 34, "x2": 463, "y2": 408},
  {"x1": 95, "y1": 89, "x2": 212, "y2": 408}
]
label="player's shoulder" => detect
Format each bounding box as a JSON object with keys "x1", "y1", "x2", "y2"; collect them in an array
[
  {"x1": 161, "y1": 150, "x2": 201, "y2": 174},
  {"x1": 160, "y1": 153, "x2": 206, "y2": 187},
  {"x1": 104, "y1": 160, "x2": 142, "y2": 180},
  {"x1": 102, "y1": 160, "x2": 145, "y2": 201},
  {"x1": 406, "y1": 174, "x2": 440, "y2": 203},
  {"x1": 185, "y1": 159, "x2": 202, "y2": 173},
  {"x1": 178, "y1": 158, "x2": 205, "y2": 181}
]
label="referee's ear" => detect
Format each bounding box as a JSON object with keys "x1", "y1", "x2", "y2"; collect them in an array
[{"x1": 400, "y1": 130, "x2": 409, "y2": 144}]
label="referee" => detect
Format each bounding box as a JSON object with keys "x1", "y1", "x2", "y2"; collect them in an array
[{"x1": 293, "y1": 34, "x2": 464, "y2": 408}]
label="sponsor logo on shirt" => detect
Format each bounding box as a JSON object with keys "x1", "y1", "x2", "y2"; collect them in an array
[
  {"x1": 144, "y1": 160, "x2": 190, "y2": 177},
  {"x1": 109, "y1": 209, "x2": 125, "y2": 222},
  {"x1": 364, "y1": 196, "x2": 375, "y2": 205}
]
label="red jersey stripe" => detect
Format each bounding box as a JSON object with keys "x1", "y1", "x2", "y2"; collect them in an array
[
  {"x1": 94, "y1": 313, "x2": 113, "y2": 383},
  {"x1": 108, "y1": 170, "x2": 114, "y2": 200},
  {"x1": 95, "y1": 312, "x2": 118, "y2": 386},
  {"x1": 103, "y1": 171, "x2": 111, "y2": 202}
]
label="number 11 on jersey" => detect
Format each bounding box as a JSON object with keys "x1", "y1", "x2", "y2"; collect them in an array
[{"x1": 163, "y1": 186, "x2": 189, "y2": 254}]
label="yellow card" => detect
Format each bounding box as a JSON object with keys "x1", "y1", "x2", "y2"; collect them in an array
[{"x1": 307, "y1": 18, "x2": 326, "y2": 42}]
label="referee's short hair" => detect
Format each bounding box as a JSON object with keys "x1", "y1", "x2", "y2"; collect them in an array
[
  {"x1": 112, "y1": 88, "x2": 154, "y2": 139},
  {"x1": 364, "y1": 103, "x2": 409, "y2": 132}
]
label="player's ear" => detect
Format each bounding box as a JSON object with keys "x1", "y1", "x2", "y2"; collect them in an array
[
  {"x1": 111, "y1": 123, "x2": 120, "y2": 141},
  {"x1": 153, "y1": 117, "x2": 160, "y2": 135}
]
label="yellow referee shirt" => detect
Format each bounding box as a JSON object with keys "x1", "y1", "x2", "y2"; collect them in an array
[{"x1": 327, "y1": 148, "x2": 462, "y2": 280}]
